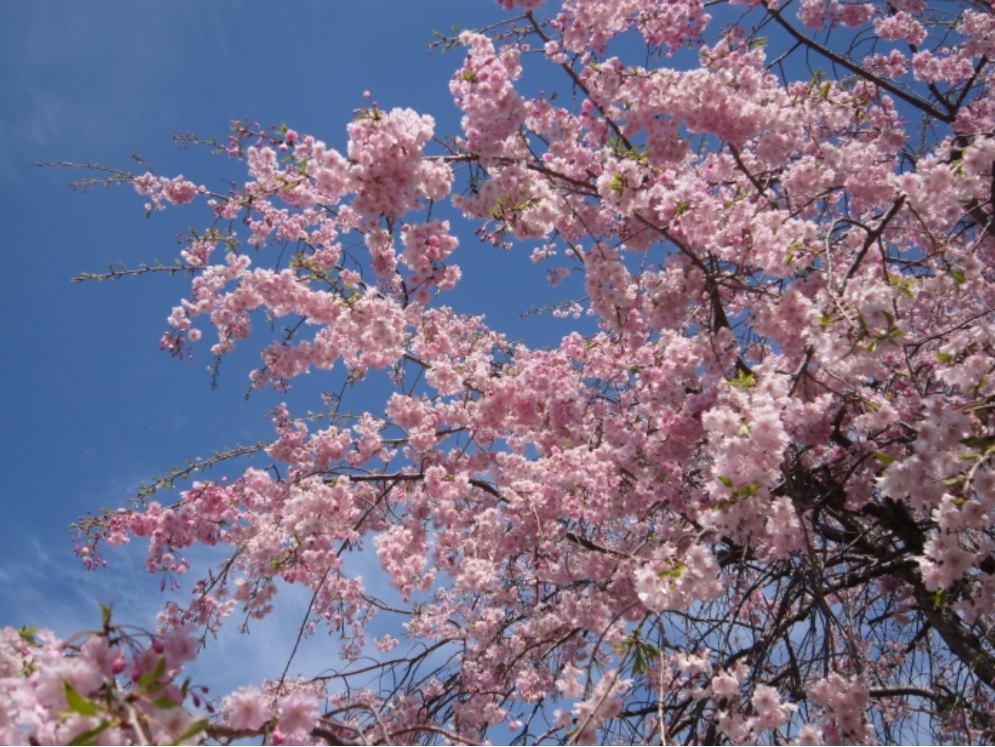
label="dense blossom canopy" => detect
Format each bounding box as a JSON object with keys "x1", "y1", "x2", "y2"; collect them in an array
[{"x1": 5, "y1": 0, "x2": 995, "y2": 743}]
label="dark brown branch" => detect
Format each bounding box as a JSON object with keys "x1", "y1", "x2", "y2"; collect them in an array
[{"x1": 761, "y1": 2, "x2": 952, "y2": 123}]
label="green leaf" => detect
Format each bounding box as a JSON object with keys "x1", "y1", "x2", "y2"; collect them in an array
[
  {"x1": 174, "y1": 718, "x2": 210, "y2": 745},
  {"x1": 68, "y1": 720, "x2": 111, "y2": 746},
  {"x1": 961, "y1": 435, "x2": 995, "y2": 450},
  {"x1": 632, "y1": 645, "x2": 646, "y2": 675},
  {"x1": 62, "y1": 681, "x2": 100, "y2": 717},
  {"x1": 658, "y1": 564, "x2": 686, "y2": 579},
  {"x1": 725, "y1": 370, "x2": 755, "y2": 388},
  {"x1": 151, "y1": 696, "x2": 180, "y2": 710},
  {"x1": 932, "y1": 588, "x2": 947, "y2": 609},
  {"x1": 138, "y1": 655, "x2": 169, "y2": 692},
  {"x1": 888, "y1": 275, "x2": 915, "y2": 297},
  {"x1": 875, "y1": 451, "x2": 897, "y2": 466},
  {"x1": 609, "y1": 173, "x2": 625, "y2": 196},
  {"x1": 935, "y1": 352, "x2": 954, "y2": 364},
  {"x1": 717, "y1": 475, "x2": 734, "y2": 488},
  {"x1": 99, "y1": 603, "x2": 112, "y2": 628}
]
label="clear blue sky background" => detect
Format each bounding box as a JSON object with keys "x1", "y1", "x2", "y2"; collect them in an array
[{"x1": 0, "y1": 0, "x2": 597, "y2": 691}]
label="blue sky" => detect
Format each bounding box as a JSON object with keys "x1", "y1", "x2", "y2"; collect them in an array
[{"x1": 0, "y1": 0, "x2": 594, "y2": 691}]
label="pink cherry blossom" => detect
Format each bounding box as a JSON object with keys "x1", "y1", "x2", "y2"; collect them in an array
[
  {"x1": 277, "y1": 690, "x2": 319, "y2": 738},
  {"x1": 21, "y1": 0, "x2": 995, "y2": 744}
]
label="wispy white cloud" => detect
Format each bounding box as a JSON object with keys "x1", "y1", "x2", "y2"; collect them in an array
[{"x1": 0, "y1": 0, "x2": 240, "y2": 188}]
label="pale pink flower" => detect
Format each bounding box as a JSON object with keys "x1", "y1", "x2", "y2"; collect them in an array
[
  {"x1": 751, "y1": 684, "x2": 796, "y2": 729},
  {"x1": 710, "y1": 670, "x2": 741, "y2": 697},
  {"x1": 278, "y1": 690, "x2": 319, "y2": 737},
  {"x1": 225, "y1": 685, "x2": 270, "y2": 731}
]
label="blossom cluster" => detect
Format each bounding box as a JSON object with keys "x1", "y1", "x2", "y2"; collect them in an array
[
  {"x1": 0, "y1": 618, "x2": 335, "y2": 746},
  {"x1": 34, "y1": 0, "x2": 995, "y2": 743}
]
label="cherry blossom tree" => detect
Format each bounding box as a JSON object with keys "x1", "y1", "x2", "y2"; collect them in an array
[{"x1": 6, "y1": 0, "x2": 995, "y2": 743}]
